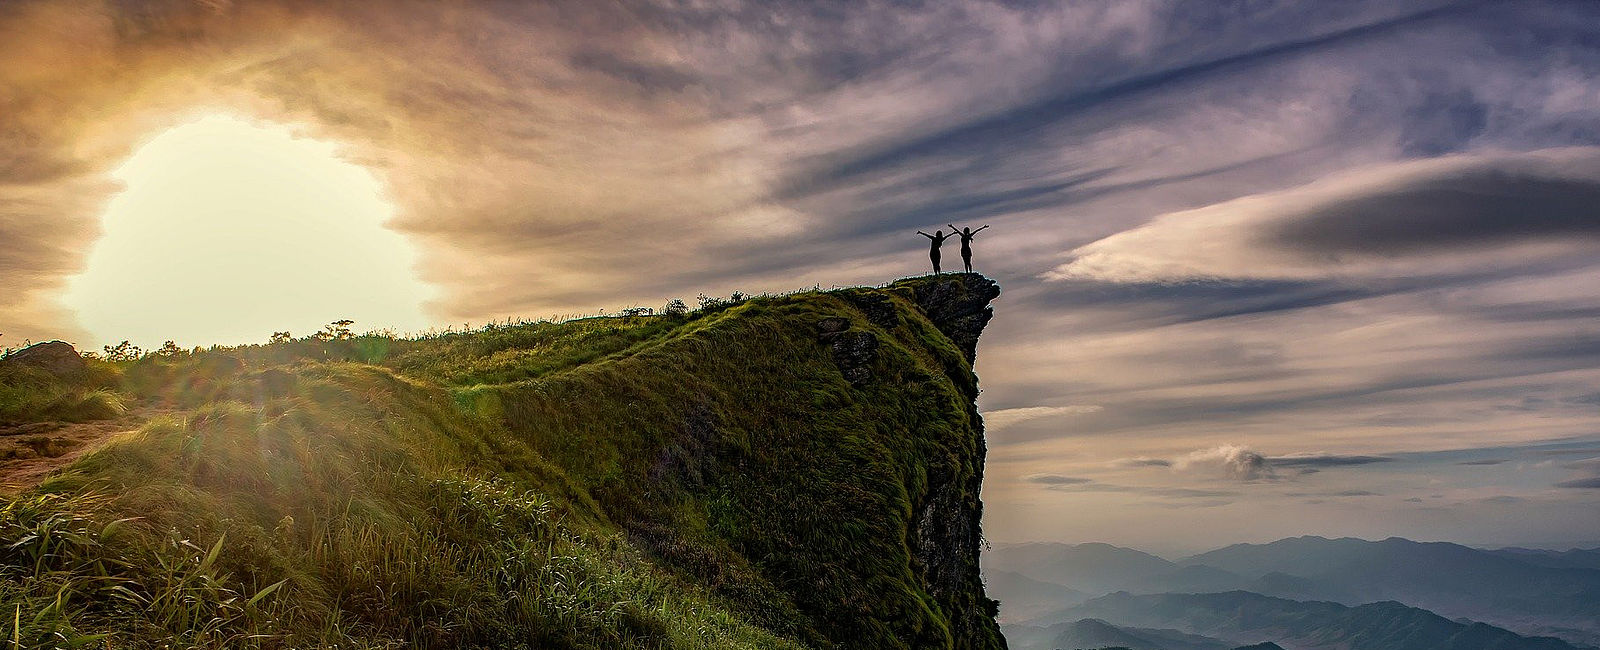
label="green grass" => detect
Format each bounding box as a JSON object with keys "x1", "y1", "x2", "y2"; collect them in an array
[
  {"x1": 0, "y1": 276, "x2": 1005, "y2": 649},
  {"x1": 0, "y1": 362, "x2": 125, "y2": 424}
]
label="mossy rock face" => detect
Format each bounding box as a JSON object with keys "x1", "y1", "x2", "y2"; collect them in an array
[{"x1": 0, "y1": 275, "x2": 1007, "y2": 649}]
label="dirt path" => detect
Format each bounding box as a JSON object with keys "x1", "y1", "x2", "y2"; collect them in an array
[{"x1": 0, "y1": 412, "x2": 151, "y2": 494}]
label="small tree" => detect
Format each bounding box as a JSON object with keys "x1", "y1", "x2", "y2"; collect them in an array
[
  {"x1": 315, "y1": 319, "x2": 355, "y2": 341},
  {"x1": 155, "y1": 340, "x2": 182, "y2": 357},
  {"x1": 103, "y1": 341, "x2": 143, "y2": 362},
  {"x1": 661, "y1": 299, "x2": 688, "y2": 317},
  {"x1": 696, "y1": 293, "x2": 725, "y2": 311},
  {"x1": 269, "y1": 331, "x2": 292, "y2": 344}
]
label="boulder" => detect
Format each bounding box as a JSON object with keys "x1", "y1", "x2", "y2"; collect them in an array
[{"x1": 3, "y1": 340, "x2": 86, "y2": 376}]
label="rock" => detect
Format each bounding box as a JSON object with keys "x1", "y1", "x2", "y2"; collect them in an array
[
  {"x1": 843, "y1": 292, "x2": 901, "y2": 329},
  {"x1": 816, "y1": 317, "x2": 850, "y2": 334},
  {"x1": 826, "y1": 330, "x2": 878, "y2": 386},
  {"x1": 3, "y1": 341, "x2": 86, "y2": 376},
  {"x1": 894, "y1": 273, "x2": 1000, "y2": 361}
]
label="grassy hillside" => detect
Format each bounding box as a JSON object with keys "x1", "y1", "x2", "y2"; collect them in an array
[{"x1": 0, "y1": 274, "x2": 1006, "y2": 649}]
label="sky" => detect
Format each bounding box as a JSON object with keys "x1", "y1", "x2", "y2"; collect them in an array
[{"x1": 2, "y1": 0, "x2": 1599, "y2": 555}]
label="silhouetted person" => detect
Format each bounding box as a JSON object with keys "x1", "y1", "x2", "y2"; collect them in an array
[
  {"x1": 917, "y1": 229, "x2": 951, "y2": 274},
  {"x1": 948, "y1": 224, "x2": 990, "y2": 273}
]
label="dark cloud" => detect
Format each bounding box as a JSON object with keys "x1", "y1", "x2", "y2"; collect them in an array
[
  {"x1": 1457, "y1": 459, "x2": 1509, "y2": 466},
  {"x1": 1053, "y1": 149, "x2": 1600, "y2": 284},
  {"x1": 1267, "y1": 453, "x2": 1394, "y2": 468},
  {"x1": 1031, "y1": 478, "x2": 1238, "y2": 500},
  {"x1": 1024, "y1": 474, "x2": 1092, "y2": 485},
  {"x1": 1264, "y1": 172, "x2": 1600, "y2": 256},
  {"x1": 783, "y1": 1, "x2": 1480, "y2": 198},
  {"x1": 1116, "y1": 457, "x2": 1174, "y2": 468},
  {"x1": 1551, "y1": 456, "x2": 1600, "y2": 488}
]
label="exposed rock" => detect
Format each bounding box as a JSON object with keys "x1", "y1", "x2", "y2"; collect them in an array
[
  {"x1": 818, "y1": 317, "x2": 880, "y2": 386},
  {"x1": 895, "y1": 273, "x2": 1001, "y2": 361},
  {"x1": 843, "y1": 291, "x2": 902, "y2": 329},
  {"x1": 3, "y1": 341, "x2": 86, "y2": 376},
  {"x1": 816, "y1": 317, "x2": 849, "y2": 334},
  {"x1": 891, "y1": 273, "x2": 1004, "y2": 647},
  {"x1": 826, "y1": 330, "x2": 878, "y2": 386}
]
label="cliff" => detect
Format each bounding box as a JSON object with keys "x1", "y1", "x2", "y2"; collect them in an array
[{"x1": 0, "y1": 274, "x2": 1006, "y2": 649}]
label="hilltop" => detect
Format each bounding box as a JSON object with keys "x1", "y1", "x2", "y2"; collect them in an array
[{"x1": 0, "y1": 274, "x2": 1007, "y2": 649}]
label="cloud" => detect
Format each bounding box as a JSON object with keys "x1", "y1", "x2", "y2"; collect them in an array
[
  {"x1": 1161, "y1": 446, "x2": 1394, "y2": 481},
  {"x1": 1554, "y1": 456, "x2": 1600, "y2": 488},
  {"x1": 8, "y1": 0, "x2": 1600, "y2": 552},
  {"x1": 1023, "y1": 474, "x2": 1092, "y2": 486},
  {"x1": 1046, "y1": 148, "x2": 1600, "y2": 284},
  {"x1": 983, "y1": 405, "x2": 1103, "y2": 431},
  {"x1": 1268, "y1": 453, "x2": 1394, "y2": 468},
  {"x1": 1114, "y1": 457, "x2": 1174, "y2": 468},
  {"x1": 1457, "y1": 459, "x2": 1509, "y2": 466},
  {"x1": 1175, "y1": 445, "x2": 1274, "y2": 481},
  {"x1": 1031, "y1": 478, "x2": 1238, "y2": 500},
  {"x1": 1283, "y1": 490, "x2": 1380, "y2": 497}
]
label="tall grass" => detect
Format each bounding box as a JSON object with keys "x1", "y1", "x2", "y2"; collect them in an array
[
  {"x1": 2, "y1": 362, "x2": 805, "y2": 648},
  {"x1": 0, "y1": 276, "x2": 1004, "y2": 649},
  {"x1": 0, "y1": 363, "x2": 124, "y2": 424}
]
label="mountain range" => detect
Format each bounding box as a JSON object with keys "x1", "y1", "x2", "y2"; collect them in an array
[
  {"x1": 987, "y1": 536, "x2": 1600, "y2": 648},
  {"x1": 1007, "y1": 592, "x2": 1584, "y2": 650}
]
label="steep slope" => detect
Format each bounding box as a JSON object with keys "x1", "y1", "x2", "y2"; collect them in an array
[
  {"x1": 1049, "y1": 591, "x2": 1584, "y2": 650},
  {"x1": 0, "y1": 274, "x2": 1007, "y2": 649}
]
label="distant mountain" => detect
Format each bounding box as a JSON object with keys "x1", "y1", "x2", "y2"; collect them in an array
[
  {"x1": 989, "y1": 543, "x2": 1184, "y2": 594},
  {"x1": 1181, "y1": 536, "x2": 1600, "y2": 645},
  {"x1": 1004, "y1": 617, "x2": 1233, "y2": 650},
  {"x1": 1485, "y1": 547, "x2": 1600, "y2": 571},
  {"x1": 1044, "y1": 591, "x2": 1584, "y2": 650},
  {"x1": 1231, "y1": 644, "x2": 1284, "y2": 650},
  {"x1": 986, "y1": 569, "x2": 1089, "y2": 621},
  {"x1": 1242, "y1": 571, "x2": 1357, "y2": 603},
  {"x1": 987, "y1": 543, "x2": 1246, "y2": 595}
]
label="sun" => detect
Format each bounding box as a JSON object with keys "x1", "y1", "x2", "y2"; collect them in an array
[{"x1": 65, "y1": 114, "x2": 431, "y2": 349}]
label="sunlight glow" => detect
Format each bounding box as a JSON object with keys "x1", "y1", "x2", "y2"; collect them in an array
[{"x1": 65, "y1": 114, "x2": 431, "y2": 348}]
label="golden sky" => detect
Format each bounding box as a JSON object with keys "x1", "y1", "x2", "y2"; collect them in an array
[{"x1": 4, "y1": 0, "x2": 1600, "y2": 552}]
